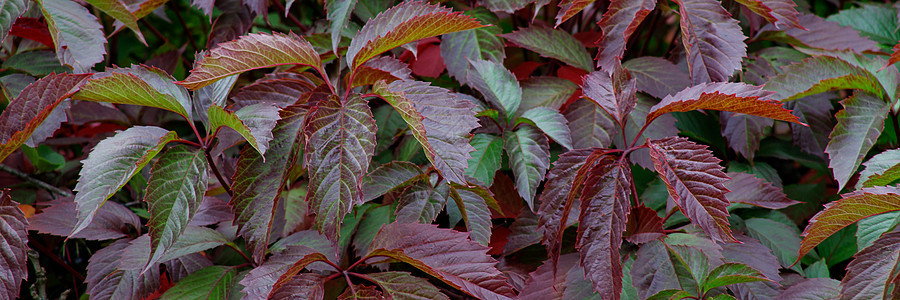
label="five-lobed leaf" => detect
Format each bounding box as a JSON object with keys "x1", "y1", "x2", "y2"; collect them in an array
[
  {"x1": 71, "y1": 126, "x2": 177, "y2": 237},
  {"x1": 178, "y1": 32, "x2": 323, "y2": 90}
]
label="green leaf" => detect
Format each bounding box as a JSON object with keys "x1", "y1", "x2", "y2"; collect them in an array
[
  {"x1": 305, "y1": 94, "x2": 377, "y2": 241},
  {"x1": 826, "y1": 4, "x2": 899, "y2": 46},
  {"x1": 826, "y1": 92, "x2": 890, "y2": 191},
  {"x1": 517, "y1": 107, "x2": 574, "y2": 149},
  {"x1": 346, "y1": 0, "x2": 486, "y2": 70},
  {"x1": 371, "y1": 80, "x2": 479, "y2": 184},
  {"x1": 36, "y1": 0, "x2": 107, "y2": 72},
  {"x1": 0, "y1": 73, "x2": 90, "y2": 163},
  {"x1": 84, "y1": 0, "x2": 146, "y2": 44},
  {"x1": 326, "y1": 0, "x2": 357, "y2": 54},
  {"x1": 160, "y1": 266, "x2": 238, "y2": 300},
  {"x1": 675, "y1": 0, "x2": 747, "y2": 83},
  {"x1": 501, "y1": 25, "x2": 593, "y2": 72},
  {"x1": 647, "y1": 289, "x2": 694, "y2": 300},
  {"x1": 208, "y1": 103, "x2": 280, "y2": 156},
  {"x1": 796, "y1": 49, "x2": 900, "y2": 104},
  {"x1": 441, "y1": 8, "x2": 505, "y2": 85},
  {"x1": 504, "y1": 124, "x2": 550, "y2": 211},
  {"x1": 449, "y1": 185, "x2": 492, "y2": 246},
  {"x1": 143, "y1": 145, "x2": 208, "y2": 272},
  {"x1": 703, "y1": 263, "x2": 769, "y2": 292},
  {"x1": 362, "y1": 162, "x2": 425, "y2": 201},
  {"x1": 157, "y1": 226, "x2": 229, "y2": 262},
  {"x1": 395, "y1": 179, "x2": 449, "y2": 224},
  {"x1": 71, "y1": 126, "x2": 177, "y2": 237},
  {"x1": 857, "y1": 211, "x2": 900, "y2": 250},
  {"x1": 0, "y1": 0, "x2": 26, "y2": 42},
  {"x1": 465, "y1": 134, "x2": 503, "y2": 186},
  {"x1": 351, "y1": 204, "x2": 392, "y2": 256},
  {"x1": 631, "y1": 240, "x2": 681, "y2": 298},
  {"x1": 231, "y1": 104, "x2": 307, "y2": 263},
  {"x1": 798, "y1": 186, "x2": 900, "y2": 262},
  {"x1": 193, "y1": 74, "x2": 239, "y2": 128},
  {"x1": 178, "y1": 32, "x2": 323, "y2": 90},
  {"x1": 744, "y1": 219, "x2": 800, "y2": 268},
  {"x1": 2, "y1": 50, "x2": 69, "y2": 76},
  {"x1": 467, "y1": 59, "x2": 522, "y2": 119},
  {"x1": 804, "y1": 259, "x2": 830, "y2": 278},
  {"x1": 365, "y1": 272, "x2": 449, "y2": 300},
  {"x1": 666, "y1": 245, "x2": 707, "y2": 295},
  {"x1": 73, "y1": 65, "x2": 193, "y2": 121},
  {"x1": 857, "y1": 149, "x2": 900, "y2": 189},
  {"x1": 517, "y1": 76, "x2": 579, "y2": 114},
  {"x1": 765, "y1": 56, "x2": 885, "y2": 102},
  {"x1": 0, "y1": 190, "x2": 28, "y2": 300}
]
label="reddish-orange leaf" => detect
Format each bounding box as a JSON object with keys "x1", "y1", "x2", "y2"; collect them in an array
[
  {"x1": 269, "y1": 252, "x2": 331, "y2": 297},
  {"x1": 734, "y1": 0, "x2": 801, "y2": 30},
  {"x1": 346, "y1": 1, "x2": 486, "y2": 70},
  {"x1": 797, "y1": 186, "x2": 900, "y2": 264},
  {"x1": 177, "y1": 32, "x2": 323, "y2": 90},
  {"x1": 645, "y1": 82, "x2": 803, "y2": 127},
  {"x1": 881, "y1": 42, "x2": 900, "y2": 72},
  {"x1": 347, "y1": 57, "x2": 412, "y2": 89},
  {"x1": 554, "y1": 0, "x2": 594, "y2": 27}
]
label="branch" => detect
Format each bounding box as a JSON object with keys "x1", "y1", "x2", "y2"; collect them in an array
[{"x1": 0, "y1": 164, "x2": 73, "y2": 197}]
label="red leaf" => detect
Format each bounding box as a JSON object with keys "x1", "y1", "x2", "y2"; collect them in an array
[
  {"x1": 798, "y1": 186, "x2": 900, "y2": 264},
  {"x1": 490, "y1": 172, "x2": 523, "y2": 219},
  {"x1": 554, "y1": 0, "x2": 593, "y2": 27},
  {"x1": 349, "y1": 57, "x2": 413, "y2": 89},
  {"x1": 646, "y1": 82, "x2": 803, "y2": 127},
  {"x1": 595, "y1": 0, "x2": 656, "y2": 72},
  {"x1": 581, "y1": 69, "x2": 637, "y2": 127},
  {"x1": 675, "y1": 0, "x2": 747, "y2": 84},
  {"x1": 557, "y1": 65, "x2": 588, "y2": 85},
  {"x1": 511, "y1": 61, "x2": 546, "y2": 80},
  {"x1": 9, "y1": 17, "x2": 54, "y2": 48},
  {"x1": 0, "y1": 73, "x2": 90, "y2": 163},
  {"x1": 734, "y1": 0, "x2": 801, "y2": 29},
  {"x1": 409, "y1": 41, "x2": 446, "y2": 77},
  {"x1": 648, "y1": 137, "x2": 736, "y2": 243},
  {"x1": 883, "y1": 42, "x2": 900, "y2": 71},
  {"x1": 625, "y1": 204, "x2": 665, "y2": 244}
]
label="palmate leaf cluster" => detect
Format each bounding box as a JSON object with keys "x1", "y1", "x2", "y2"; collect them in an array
[{"x1": 2, "y1": 0, "x2": 900, "y2": 299}]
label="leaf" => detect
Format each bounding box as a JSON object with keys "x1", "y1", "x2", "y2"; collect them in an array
[
  {"x1": 84, "y1": 0, "x2": 146, "y2": 44},
  {"x1": 365, "y1": 271, "x2": 449, "y2": 299},
  {"x1": 231, "y1": 104, "x2": 307, "y2": 263},
  {"x1": 595, "y1": 0, "x2": 656, "y2": 72},
  {"x1": 372, "y1": 80, "x2": 480, "y2": 184},
  {"x1": 703, "y1": 263, "x2": 769, "y2": 291},
  {"x1": 745, "y1": 218, "x2": 801, "y2": 268},
  {"x1": 368, "y1": 222, "x2": 516, "y2": 299},
  {"x1": 519, "y1": 253, "x2": 595, "y2": 299},
  {"x1": 193, "y1": 74, "x2": 238, "y2": 127},
  {"x1": 395, "y1": 179, "x2": 449, "y2": 224},
  {"x1": 164, "y1": 253, "x2": 213, "y2": 283},
  {"x1": 441, "y1": 8, "x2": 504, "y2": 86},
  {"x1": 798, "y1": 186, "x2": 900, "y2": 262},
  {"x1": 0, "y1": 190, "x2": 26, "y2": 300},
  {"x1": 269, "y1": 273, "x2": 325, "y2": 300},
  {"x1": 36, "y1": 0, "x2": 107, "y2": 72},
  {"x1": 625, "y1": 205, "x2": 665, "y2": 244},
  {"x1": 826, "y1": 92, "x2": 890, "y2": 191},
  {"x1": 623, "y1": 57, "x2": 692, "y2": 99},
  {"x1": 160, "y1": 266, "x2": 238, "y2": 299},
  {"x1": 756, "y1": 13, "x2": 879, "y2": 53},
  {"x1": 797, "y1": 49, "x2": 900, "y2": 104},
  {"x1": 675, "y1": 0, "x2": 747, "y2": 84},
  {"x1": 349, "y1": 57, "x2": 413, "y2": 89},
  {"x1": 856, "y1": 211, "x2": 900, "y2": 251},
  {"x1": 778, "y1": 278, "x2": 840, "y2": 299},
  {"x1": 648, "y1": 137, "x2": 736, "y2": 243},
  {"x1": 361, "y1": 161, "x2": 425, "y2": 201},
  {"x1": 178, "y1": 32, "x2": 323, "y2": 90},
  {"x1": 577, "y1": 155, "x2": 632, "y2": 298},
  {"x1": 326, "y1": 0, "x2": 357, "y2": 54},
  {"x1": 858, "y1": 149, "x2": 900, "y2": 189},
  {"x1": 517, "y1": 76, "x2": 579, "y2": 114},
  {"x1": 449, "y1": 185, "x2": 493, "y2": 246},
  {"x1": 71, "y1": 126, "x2": 177, "y2": 237},
  {"x1": 0, "y1": 0, "x2": 26, "y2": 42},
  {"x1": 536, "y1": 149, "x2": 598, "y2": 250},
  {"x1": 720, "y1": 113, "x2": 773, "y2": 160},
  {"x1": 841, "y1": 231, "x2": 900, "y2": 299},
  {"x1": 481, "y1": 0, "x2": 532, "y2": 14},
  {"x1": 647, "y1": 82, "x2": 802, "y2": 128},
  {"x1": 29, "y1": 198, "x2": 140, "y2": 240},
  {"x1": 305, "y1": 94, "x2": 377, "y2": 240},
  {"x1": 466, "y1": 134, "x2": 503, "y2": 186},
  {"x1": 2, "y1": 50, "x2": 69, "y2": 76},
  {"x1": 734, "y1": 0, "x2": 801, "y2": 29},
  {"x1": 504, "y1": 124, "x2": 550, "y2": 211},
  {"x1": 566, "y1": 99, "x2": 615, "y2": 150},
  {"x1": 73, "y1": 65, "x2": 193, "y2": 121},
  {"x1": 826, "y1": 4, "x2": 899, "y2": 46},
  {"x1": 157, "y1": 226, "x2": 229, "y2": 263},
  {"x1": 346, "y1": 0, "x2": 486, "y2": 70},
  {"x1": 467, "y1": 59, "x2": 522, "y2": 118},
  {"x1": 517, "y1": 107, "x2": 574, "y2": 149},
  {"x1": 788, "y1": 93, "x2": 835, "y2": 158},
  {"x1": 270, "y1": 252, "x2": 334, "y2": 295},
  {"x1": 764, "y1": 56, "x2": 885, "y2": 102},
  {"x1": 723, "y1": 172, "x2": 798, "y2": 209},
  {"x1": 231, "y1": 77, "x2": 315, "y2": 108},
  {"x1": 208, "y1": 103, "x2": 280, "y2": 156},
  {"x1": 143, "y1": 145, "x2": 209, "y2": 272},
  {"x1": 501, "y1": 26, "x2": 593, "y2": 72},
  {"x1": 631, "y1": 240, "x2": 681, "y2": 299},
  {"x1": 581, "y1": 70, "x2": 637, "y2": 127},
  {"x1": 617, "y1": 95, "x2": 677, "y2": 169},
  {"x1": 0, "y1": 73, "x2": 89, "y2": 163},
  {"x1": 86, "y1": 239, "x2": 160, "y2": 300},
  {"x1": 239, "y1": 245, "x2": 321, "y2": 299},
  {"x1": 886, "y1": 43, "x2": 900, "y2": 71},
  {"x1": 721, "y1": 235, "x2": 784, "y2": 298},
  {"x1": 554, "y1": 0, "x2": 591, "y2": 26}
]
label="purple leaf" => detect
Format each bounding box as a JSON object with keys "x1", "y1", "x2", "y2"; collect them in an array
[
  {"x1": 395, "y1": 179, "x2": 449, "y2": 224},
  {"x1": 756, "y1": 13, "x2": 879, "y2": 53},
  {"x1": 647, "y1": 82, "x2": 802, "y2": 127},
  {"x1": 595, "y1": 0, "x2": 656, "y2": 72},
  {"x1": 239, "y1": 245, "x2": 321, "y2": 299},
  {"x1": 231, "y1": 77, "x2": 315, "y2": 109},
  {"x1": 625, "y1": 204, "x2": 665, "y2": 244},
  {"x1": 675, "y1": 0, "x2": 747, "y2": 84},
  {"x1": 0, "y1": 190, "x2": 27, "y2": 299},
  {"x1": 724, "y1": 172, "x2": 798, "y2": 209},
  {"x1": 365, "y1": 271, "x2": 449, "y2": 299},
  {"x1": 778, "y1": 278, "x2": 840, "y2": 299},
  {"x1": 349, "y1": 57, "x2": 413, "y2": 88},
  {"x1": 269, "y1": 273, "x2": 326, "y2": 300},
  {"x1": 720, "y1": 112, "x2": 773, "y2": 160},
  {"x1": 581, "y1": 70, "x2": 637, "y2": 127},
  {"x1": 631, "y1": 240, "x2": 681, "y2": 299},
  {"x1": 841, "y1": 231, "x2": 900, "y2": 299},
  {"x1": 565, "y1": 98, "x2": 616, "y2": 149},
  {"x1": 734, "y1": 0, "x2": 801, "y2": 29},
  {"x1": 788, "y1": 93, "x2": 836, "y2": 158},
  {"x1": 36, "y1": 0, "x2": 107, "y2": 72},
  {"x1": 449, "y1": 185, "x2": 493, "y2": 246},
  {"x1": 537, "y1": 149, "x2": 598, "y2": 251},
  {"x1": 623, "y1": 57, "x2": 692, "y2": 99},
  {"x1": 30, "y1": 198, "x2": 140, "y2": 240},
  {"x1": 518, "y1": 253, "x2": 580, "y2": 299},
  {"x1": 361, "y1": 161, "x2": 425, "y2": 201},
  {"x1": 86, "y1": 239, "x2": 160, "y2": 300},
  {"x1": 517, "y1": 76, "x2": 578, "y2": 114},
  {"x1": 163, "y1": 253, "x2": 213, "y2": 283},
  {"x1": 503, "y1": 208, "x2": 541, "y2": 255}
]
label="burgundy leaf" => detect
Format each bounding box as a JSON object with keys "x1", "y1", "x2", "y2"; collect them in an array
[
  {"x1": 449, "y1": 185, "x2": 494, "y2": 246},
  {"x1": 623, "y1": 57, "x2": 692, "y2": 99},
  {"x1": 0, "y1": 73, "x2": 90, "y2": 163},
  {"x1": 756, "y1": 13, "x2": 879, "y2": 53},
  {"x1": 565, "y1": 98, "x2": 616, "y2": 149},
  {"x1": 631, "y1": 240, "x2": 681, "y2": 298},
  {"x1": 85, "y1": 239, "x2": 160, "y2": 300},
  {"x1": 368, "y1": 222, "x2": 516, "y2": 299},
  {"x1": 361, "y1": 161, "x2": 425, "y2": 201},
  {"x1": 577, "y1": 155, "x2": 632, "y2": 298},
  {"x1": 205, "y1": 2, "x2": 254, "y2": 48},
  {"x1": 240, "y1": 245, "x2": 321, "y2": 299},
  {"x1": 625, "y1": 204, "x2": 665, "y2": 244},
  {"x1": 349, "y1": 57, "x2": 413, "y2": 88},
  {"x1": 675, "y1": 0, "x2": 747, "y2": 84},
  {"x1": 826, "y1": 92, "x2": 890, "y2": 191},
  {"x1": 230, "y1": 104, "x2": 306, "y2": 263},
  {"x1": 788, "y1": 93, "x2": 835, "y2": 158},
  {"x1": 230, "y1": 77, "x2": 315, "y2": 109},
  {"x1": 554, "y1": 0, "x2": 592, "y2": 27},
  {"x1": 503, "y1": 208, "x2": 541, "y2": 255},
  {"x1": 30, "y1": 198, "x2": 140, "y2": 240},
  {"x1": 372, "y1": 80, "x2": 479, "y2": 184},
  {"x1": 581, "y1": 70, "x2": 637, "y2": 127},
  {"x1": 163, "y1": 253, "x2": 213, "y2": 283},
  {"x1": 723, "y1": 172, "x2": 798, "y2": 209},
  {"x1": 270, "y1": 252, "x2": 333, "y2": 296},
  {"x1": 778, "y1": 278, "x2": 840, "y2": 299},
  {"x1": 304, "y1": 94, "x2": 377, "y2": 241},
  {"x1": 722, "y1": 235, "x2": 784, "y2": 299},
  {"x1": 189, "y1": 196, "x2": 233, "y2": 226},
  {"x1": 269, "y1": 273, "x2": 326, "y2": 300},
  {"x1": 395, "y1": 179, "x2": 449, "y2": 224},
  {"x1": 0, "y1": 190, "x2": 27, "y2": 299},
  {"x1": 720, "y1": 112, "x2": 773, "y2": 160},
  {"x1": 646, "y1": 82, "x2": 802, "y2": 127},
  {"x1": 648, "y1": 137, "x2": 736, "y2": 243},
  {"x1": 841, "y1": 231, "x2": 900, "y2": 299},
  {"x1": 616, "y1": 95, "x2": 678, "y2": 169},
  {"x1": 734, "y1": 0, "x2": 801, "y2": 29},
  {"x1": 537, "y1": 149, "x2": 601, "y2": 251},
  {"x1": 518, "y1": 253, "x2": 581, "y2": 299},
  {"x1": 595, "y1": 0, "x2": 656, "y2": 72}
]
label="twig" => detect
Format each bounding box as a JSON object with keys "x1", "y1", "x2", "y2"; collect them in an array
[
  {"x1": 0, "y1": 164, "x2": 73, "y2": 197},
  {"x1": 140, "y1": 19, "x2": 168, "y2": 45},
  {"x1": 270, "y1": 0, "x2": 309, "y2": 32},
  {"x1": 171, "y1": 2, "x2": 200, "y2": 52}
]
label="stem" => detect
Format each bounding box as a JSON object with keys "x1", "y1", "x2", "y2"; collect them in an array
[
  {"x1": 630, "y1": 122, "x2": 650, "y2": 148},
  {"x1": 343, "y1": 271, "x2": 358, "y2": 296},
  {"x1": 661, "y1": 206, "x2": 680, "y2": 224},
  {"x1": 140, "y1": 19, "x2": 168, "y2": 45},
  {"x1": 205, "y1": 150, "x2": 234, "y2": 197},
  {"x1": 347, "y1": 272, "x2": 390, "y2": 295},
  {"x1": 171, "y1": 2, "x2": 200, "y2": 52},
  {"x1": 226, "y1": 242, "x2": 254, "y2": 266},
  {"x1": 270, "y1": 0, "x2": 309, "y2": 32},
  {"x1": 0, "y1": 164, "x2": 73, "y2": 197},
  {"x1": 171, "y1": 139, "x2": 202, "y2": 148}
]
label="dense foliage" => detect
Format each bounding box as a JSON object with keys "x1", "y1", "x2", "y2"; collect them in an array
[{"x1": 2, "y1": 0, "x2": 900, "y2": 298}]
